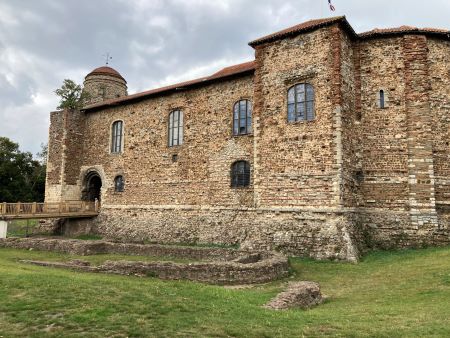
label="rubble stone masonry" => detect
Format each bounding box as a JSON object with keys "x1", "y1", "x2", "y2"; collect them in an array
[{"x1": 45, "y1": 17, "x2": 450, "y2": 260}]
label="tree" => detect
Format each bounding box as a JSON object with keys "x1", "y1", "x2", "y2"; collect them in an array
[
  {"x1": 54, "y1": 79, "x2": 90, "y2": 110},
  {"x1": 32, "y1": 143, "x2": 48, "y2": 201},
  {"x1": 37, "y1": 142, "x2": 48, "y2": 165},
  {"x1": 0, "y1": 137, "x2": 46, "y2": 202}
]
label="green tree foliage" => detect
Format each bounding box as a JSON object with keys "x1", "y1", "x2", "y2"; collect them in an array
[
  {"x1": 54, "y1": 79, "x2": 89, "y2": 110},
  {"x1": 0, "y1": 137, "x2": 46, "y2": 202},
  {"x1": 37, "y1": 142, "x2": 48, "y2": 165},
  {"x1": 33, "y1": 143, "x2": 48, "y2": 201}
]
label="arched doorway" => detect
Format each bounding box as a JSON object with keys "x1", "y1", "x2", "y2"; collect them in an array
[{"x1": 84, "y1": 172, "x2": 102, "y2": 202}]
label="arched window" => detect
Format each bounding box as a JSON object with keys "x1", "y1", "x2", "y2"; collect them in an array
[
  {"x1": 168, "y1": 110, "x2": 183, "y2": 147},
  {"x1": 379, "y1": 90, "x2": 385, "y2": 109},
  {"x1": 233, "y1": 100, "x2": 252, "y2": 135},
  {"x1": 114, "y1": 175, "x2": 124, "y2": 192},
  {"x1": 287, "y1": 83, "x2": 315, "y2": 122},
  {"x1": 111, "y1": 120, "x2": 123, "y2": 153},
  {"x1": 231, "y1": 161, "x2": 251, "y2": 188}
]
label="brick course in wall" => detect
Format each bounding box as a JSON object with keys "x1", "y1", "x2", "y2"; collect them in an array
[{"x1": 45, "y1": 17, "x2": 450, "y2": 260}]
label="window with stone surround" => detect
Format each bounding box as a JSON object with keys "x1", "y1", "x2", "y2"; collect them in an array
[
  {"x1": 287, "y1": 83, "x2": 315, "y2": 122},
  {"x1": 233, "y1": 100, "x2": 252, "y2": 135},
  {"x1": 168, "y1": 110, "x2": 183, "y2": 147},
  {"x1": 111, "y1": 120, "x2": 123, "y2": 153},
  {"x1": 114, "y1": 175, "x2": 124, "y2": 192},
  {"x1": 231, "y1": 161, "x2": 250, "y2": 188}
]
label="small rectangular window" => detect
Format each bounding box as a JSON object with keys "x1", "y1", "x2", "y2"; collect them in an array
[{"x1": 231, "y1": 161, "x2": 250, "y2": 188}]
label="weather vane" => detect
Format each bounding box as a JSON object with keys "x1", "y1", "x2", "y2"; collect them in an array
[
  {"x1": 102, "y1": 52, "x2": 112, "y2": 65},
  {"x1": 328, "y1": 0, "x2": 336, "y2": 11}
]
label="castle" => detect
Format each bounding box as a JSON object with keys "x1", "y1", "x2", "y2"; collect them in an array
[{"x1": 45, "y1": 16, "x2": 450, "y2": 261}]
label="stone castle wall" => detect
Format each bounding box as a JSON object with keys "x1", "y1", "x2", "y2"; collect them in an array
[
  {"x1": 65, "y1": 207, "x2": 362, "y2": 261},
  {"x1": 358, "y1": 36, "x2": 409, "y2": 210},
  {"x1": 45, "y1": 23, "x2": 450, "y2": 260},
  {"x1": 45, "y1": 109, "x2": 86, "y2": 202},
  {"x1": 80, "y1": 75, "x2": 255, "y2": 207},
  {"x1": 356, "y1": 35, "x2": 450, "y2": 247},
  {"x1": 253, "y1": 25, "x2": 341, "y2": 209},
  {"x1": 429, "y1": 39, "x2": 450, "y2": 215},
  {"x1": 340, "y1": 26, "x2": 360, "y2": 208}
]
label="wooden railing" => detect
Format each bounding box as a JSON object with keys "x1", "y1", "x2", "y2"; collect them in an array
[{"x1": 0, "y1": 200, "x2": 99, "y2": 220}]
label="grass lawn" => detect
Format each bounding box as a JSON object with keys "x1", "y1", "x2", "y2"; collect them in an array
[{"x1": 0, "y1": 246, "x2": 449, "y2": 337}]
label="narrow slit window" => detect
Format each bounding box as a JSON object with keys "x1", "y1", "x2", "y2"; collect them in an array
[
  {"x1": 233, "y1": 100, "x2": 252, "y2": 135},
  {"x1": 379, "y1": 90, "x2": 385, "y2": 109},
  {"x1": 168, "y1": 110, "x2": 183, "y2": 147},
  {"x1": 111, "y1": 121, "x2": 123, "y2": 153}
]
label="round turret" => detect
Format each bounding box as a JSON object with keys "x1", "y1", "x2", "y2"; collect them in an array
[{"x1": 83, "y1": 66, "x2": 127, "y2": 105}]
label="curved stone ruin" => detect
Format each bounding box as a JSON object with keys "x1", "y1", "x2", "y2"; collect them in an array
[{"x1": 0, "y1": 237, "x2": 289, "y2": 285}]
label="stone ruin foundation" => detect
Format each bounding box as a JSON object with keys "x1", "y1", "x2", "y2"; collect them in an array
[
  {"x1": 0, "y1": 237, "x2": 289, "y2": 285},
  {"x1": 265, "y1": 281, "x2": 324, "y2": 310}
]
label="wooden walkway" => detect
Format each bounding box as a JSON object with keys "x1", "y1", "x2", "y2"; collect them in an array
[{"x1": 0, "y1": 201, "x2": 99, "y2": 220}]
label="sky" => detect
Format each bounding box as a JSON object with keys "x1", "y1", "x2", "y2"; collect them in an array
[{"x1": 1, "y1": 0, "x2": 449, "y2": 155}]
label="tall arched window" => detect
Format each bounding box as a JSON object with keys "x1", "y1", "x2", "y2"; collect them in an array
[
  {"x1": 168, "y1": 110, "x2": 183, "y2": 147},
  {"x1": 233, "y1": 100, "x2": 252, "y2": 135},
  {"x1": 231, "y1": 161, "x2": 251, "y2": 188},
  {"x1": 287, "y1": 83, "x2": 315, "y2": 122},
  {"x1": 111, "y1": 120, "x2": 123, "y2": 153},
  {"x1": 114, "y1": 175, "x2": 124, "y2": 192}
]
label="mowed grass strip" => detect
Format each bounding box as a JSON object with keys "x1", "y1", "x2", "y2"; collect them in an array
[{"x1": 0, "y1": 246, "x2": 449, "y2": 337}]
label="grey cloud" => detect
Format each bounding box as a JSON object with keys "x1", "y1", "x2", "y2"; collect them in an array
[{"x1": 0, "y1": 0, "x2": 449, "y2": 154}]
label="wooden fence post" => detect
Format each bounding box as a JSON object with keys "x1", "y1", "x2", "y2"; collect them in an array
[
  {"x1": 1, "y1": 202, "x2": 6, "y2": 215},
  {"x1": 16, "y1": 202, "x2": 21, "y2": 215},
  {"x1": 32, "y1": 202, "x2": 37, "y2": 215},
  {"x1": 26, "y1": 219, "x2": 29, "y2": 238}
]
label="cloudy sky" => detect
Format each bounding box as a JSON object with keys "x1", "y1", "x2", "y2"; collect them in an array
[{"x1": 1, "y1": 0, "x2": 449, "y2": 155}]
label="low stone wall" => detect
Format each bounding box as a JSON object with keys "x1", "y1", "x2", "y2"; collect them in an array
[
  {"x1": 22, "y1": 207, "x2": 449, "y2": 261},
  {"x1": 357, "y1": 210, "x2": 450, "y2": 249},
  {"x1": 0, "y1": 237, "x2": 252, "y2": 260},
  {"x1": 64, "y1": 206, "x2": 364, "y2": 262},
  {"x1": 0, "y1": 238, "x2": 289, "y2": 285}
]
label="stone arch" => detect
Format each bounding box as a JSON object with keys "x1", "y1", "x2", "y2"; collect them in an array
[{"x1": 82, "y1": 170, "x2": 103, "y2": 202}]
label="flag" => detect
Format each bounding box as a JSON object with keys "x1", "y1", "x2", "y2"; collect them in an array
[{"x1": 328, "y1": 0, "x2": 336, "y2": 11}]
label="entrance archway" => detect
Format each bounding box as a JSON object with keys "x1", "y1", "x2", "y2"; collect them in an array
[{"x1": 84, "y1": 172, "x2": 102, "y2": 202}]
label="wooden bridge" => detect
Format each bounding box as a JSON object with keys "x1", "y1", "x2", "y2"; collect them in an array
[{"x1": 0, "y1": 200, "x2": 99, "y2": 221}]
